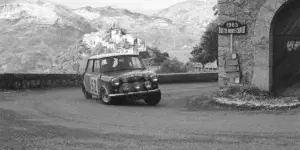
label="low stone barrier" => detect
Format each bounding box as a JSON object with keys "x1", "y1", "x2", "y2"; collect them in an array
[
  {"x1": 157, "y1": 73, "x2": 218, "y2": 83},
  {"x1": 0, "y1": 73, "x2": 218, "y2": 90},
  {"x1": 0, "y1": 73, "x2": 82, "y2": 90}
]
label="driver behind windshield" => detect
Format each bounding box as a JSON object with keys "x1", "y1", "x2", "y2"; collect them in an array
[
  {"x1": 116, "y1": 57, "x2": 131, "y2": 70},
  {"x1": 101, "y1": 58, "x2": 114, "y2": 72}
]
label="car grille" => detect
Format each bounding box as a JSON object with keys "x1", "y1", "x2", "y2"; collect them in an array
[
  {"x1": 119, "y1": 82, "x2": 146, "y2": 93},
  {"x1": 120, "y1": 76, "x2": 146, "y2": 83}
]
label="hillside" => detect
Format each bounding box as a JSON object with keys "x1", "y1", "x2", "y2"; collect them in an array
[
  {"x1": 0, "y1": 0, "x2": 217, "y2": 73},
  {"x1": 0, "y1": 0, "x2": 96, "y2": 73},
  {"x1": 154, "y1": 0, "x2": 217, "y2": 35},
  {"x1": 72, "y1": 3, "x2": 215, "y2": 62}
]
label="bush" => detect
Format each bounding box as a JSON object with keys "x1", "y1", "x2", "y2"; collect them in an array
[
  {"x1": 156, "y1": 58, "x2": 188, "y2": 73},
  {"x1": 190, "y1": 17, "x2": 218, "y2": 67},
  {"x1": 215, "y1": 85, "x2": 272, "y2": 99},
  {"x1": 139, "y1": 51, "x2": 151, "y2": 59},
  {"x1": 146, "y1": 46, "x2": 169, "y2": 66}
]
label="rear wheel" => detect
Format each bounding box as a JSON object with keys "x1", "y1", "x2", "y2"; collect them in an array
[
  {"x1": 144, "y1": 91, "x2": 161, "y2": 106},
  {"x1": 100, "y1": 87, "x2": 114, "y2": 105}
]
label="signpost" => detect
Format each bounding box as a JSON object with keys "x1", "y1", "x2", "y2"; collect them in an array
[
  {"x1": 218, "y1": 20, "x2": 247, "y2": 84},
  {"x1": 218, "y1": 20, "x2": 247, "y2": 53}
]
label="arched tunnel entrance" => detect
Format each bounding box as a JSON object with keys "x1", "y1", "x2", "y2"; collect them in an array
[{"x1": 272, "y1": 0, "x2": 300, "y2": 96}]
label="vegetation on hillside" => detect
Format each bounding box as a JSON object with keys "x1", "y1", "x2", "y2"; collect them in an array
[
  {"x1": 189, "y1": 5, "x2": 218, "y2": 67},
  {"x1": 141, "y1": 46, "x2": 188, "y2": 73},
  {"x1": 146, "y1": 46, "x2": 169, "y2": 66},
  {"x1": 156, "y1": 58, "x2": 188, "y2": 73}
]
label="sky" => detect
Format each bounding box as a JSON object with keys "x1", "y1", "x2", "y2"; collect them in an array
[{"x1": 46, "y1": 0, "x2": 214, "y2": 15}]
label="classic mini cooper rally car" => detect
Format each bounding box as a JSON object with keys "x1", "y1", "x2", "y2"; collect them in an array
[{"x1": 82, "y1": 53, "x2": 161, "y2": 105}]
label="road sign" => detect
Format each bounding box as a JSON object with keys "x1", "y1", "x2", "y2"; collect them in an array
[{"x1": 218, "y1": 20, "x2": 247, "y2": 35}]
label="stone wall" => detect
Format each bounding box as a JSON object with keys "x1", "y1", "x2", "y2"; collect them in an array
[
  {"x1": 217, "y1": 0, "x2": 289, "y2": 91},
  {"x1": 0, "y1": 73, "x2": 218, "y2": 91}
]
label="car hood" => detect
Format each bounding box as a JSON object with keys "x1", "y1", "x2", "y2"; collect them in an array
[{"x1": 103, "y1": 69, "x2": 155, "y2": 79}]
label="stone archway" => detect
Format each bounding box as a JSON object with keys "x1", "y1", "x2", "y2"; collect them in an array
[
  {"x1": 271, "y1": 0, "x2": 300, "y2": 95},
  {"x1": 251, "y1": 0, "x2": 296, "y2": 93}
]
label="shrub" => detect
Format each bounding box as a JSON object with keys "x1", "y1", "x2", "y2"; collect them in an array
[
  {"x1": 190, "y1": 17, "x2": 218, "y2": 67},
  {"x1": 156, "y1": 58, "x2": 188, "y2": 73},
  {"x1": 146, "y1": 46, "x2": 169, "y2": 66},
  {"x1": 215, "y1": 85, "x2": 272, "y2": 99}
]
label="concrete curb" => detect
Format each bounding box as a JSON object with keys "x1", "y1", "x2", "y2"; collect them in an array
[{"x1": 213, "y1": 97, "x2": 300, "y2": 110}]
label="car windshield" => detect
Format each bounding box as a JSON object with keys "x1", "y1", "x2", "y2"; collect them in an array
[{"x1": 100, "y1": 55, "x2": 146, "y2": 73}]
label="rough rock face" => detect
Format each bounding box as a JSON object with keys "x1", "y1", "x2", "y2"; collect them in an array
[
  {"x1": 0, "y1": 0, "x2": 93, "y2": 31},
  {"x1": 0, "y1": 0, "x2": 96, "y2": 73},
  {"x1": 217, "y1": 0, "x2": 289, "y2": 92},
  {"x1": 155, "y1": 0, "x2": 216, "y2": 26}
]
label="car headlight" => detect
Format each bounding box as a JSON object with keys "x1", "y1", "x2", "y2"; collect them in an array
[
  {"x1": 111, "y1": 78, "x2": 120, "y2": 86},
  {"x1": 145, "y1": 81, "x2": 152, "y2": 89},
  {"x1": 133, "y1": 82, "x2": 141, "y2": 90},
  {"x1": 150, "y1": 74, "x2": 158, "y2": 82}
]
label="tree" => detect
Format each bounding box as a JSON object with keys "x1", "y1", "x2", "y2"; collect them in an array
[
  {"x1": 156, "y1": 58, "x2": 188, "y2": 73},
  {"x1": 190, "y1": 18, "x2": 218, "y2": 67},
  {"x1": 139, "y1": 51, "x2": 151, "y2": 59},
  {"x1": 146, "y1": 46, "x2": 170, "y2": 65}
]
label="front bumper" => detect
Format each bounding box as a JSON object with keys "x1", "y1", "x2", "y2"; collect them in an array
[{"x1": 108, "y1": 89, "x2": 160, "y2": 98}]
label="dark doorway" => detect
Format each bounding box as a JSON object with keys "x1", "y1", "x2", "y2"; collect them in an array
[{"x1": 272, "y1": 0, "x2": 300, "y2": 96}]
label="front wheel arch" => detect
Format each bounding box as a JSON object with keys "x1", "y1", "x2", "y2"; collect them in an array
[
  {"x1": 144, "y1": 90, "x2": 161, "y2": 106},
  {"x1": 99, "y1": 86, "x2": 114, "y2": 105}
]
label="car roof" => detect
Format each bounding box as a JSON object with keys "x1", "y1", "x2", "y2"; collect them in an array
[{"x1": 88, "y1": 53, "x2": 139, "y2": 59}]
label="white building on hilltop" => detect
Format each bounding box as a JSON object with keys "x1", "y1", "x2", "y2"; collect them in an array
[{"x1": 82, "y1": 25, "x2": 146, "y2": 54}]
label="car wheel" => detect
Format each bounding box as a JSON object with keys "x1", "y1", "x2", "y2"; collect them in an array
[
  {"x1": 144, "y1": 91, "x2": 161, "y2": 106},
  {"x1": 83, "y1": 87, "x2": 92, "y2": 99},
  {"x1": 100, "y1": 87, "x2": 113, "y2": 105}
]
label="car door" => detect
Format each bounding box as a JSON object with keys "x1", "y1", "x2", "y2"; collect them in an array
[
  {"x1": 89, "y1": 59, "x2": 101, "y2": 96},
  {"x1": 83, "y1": 59, "x2": 94, "y2": 93}
]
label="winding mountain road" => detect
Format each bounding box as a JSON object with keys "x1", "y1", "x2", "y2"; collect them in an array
[{"x1": 1, "y1": 82, "x2": 300, "y2": 149}]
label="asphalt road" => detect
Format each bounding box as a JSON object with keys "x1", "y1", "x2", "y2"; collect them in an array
[{"x1": 1, "y1": 82, "x2": 300, "y2": 150}]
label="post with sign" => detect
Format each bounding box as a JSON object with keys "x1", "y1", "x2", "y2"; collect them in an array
[{"x1": 218, "y1": 20, "x2": 247, "y2": 84}]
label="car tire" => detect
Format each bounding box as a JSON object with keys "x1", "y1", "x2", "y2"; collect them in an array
[
  {"x1": 83, "y1": 87, "x2": 92, "y2": 99},
  {"x1": 144, "y1": 90, "x2": 161, "y2": 106},
  {"x1": 100, "y1": 87, "x2": 114, "y2": 105}
]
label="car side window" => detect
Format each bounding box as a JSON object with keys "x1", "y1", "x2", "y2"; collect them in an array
[
  {"x1": 93, "y1": 59, "x2": 100, "y2": 73},
  {"x1": 86, "y1": 59, "x2": 94, "y2": 73},
  {"x1": 131, "y1": 57, "x2": 143, "y2": 68},
  {"x1": 101, "y1": 59, "x2": 107, "y2": 67},
  {"x1": 114, "y1": 58, "x2": 118, "y2": 67}
]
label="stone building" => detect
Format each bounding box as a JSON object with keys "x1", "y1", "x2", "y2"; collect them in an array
[{"x1": 218, "y1": 0, "x2": 300, "y2": 95}]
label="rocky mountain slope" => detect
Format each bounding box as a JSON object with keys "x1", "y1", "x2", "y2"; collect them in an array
[
  {"x1": 0, "y1": 0, "x2": 97, "y2": 73},
  {"x1": 154, "y1": 0, "x2": 216, "y2": 26}
]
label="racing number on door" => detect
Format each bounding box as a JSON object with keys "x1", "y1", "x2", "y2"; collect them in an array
[{"x1": 90, "y1": 77, "x2": 98, "y2": 95}]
